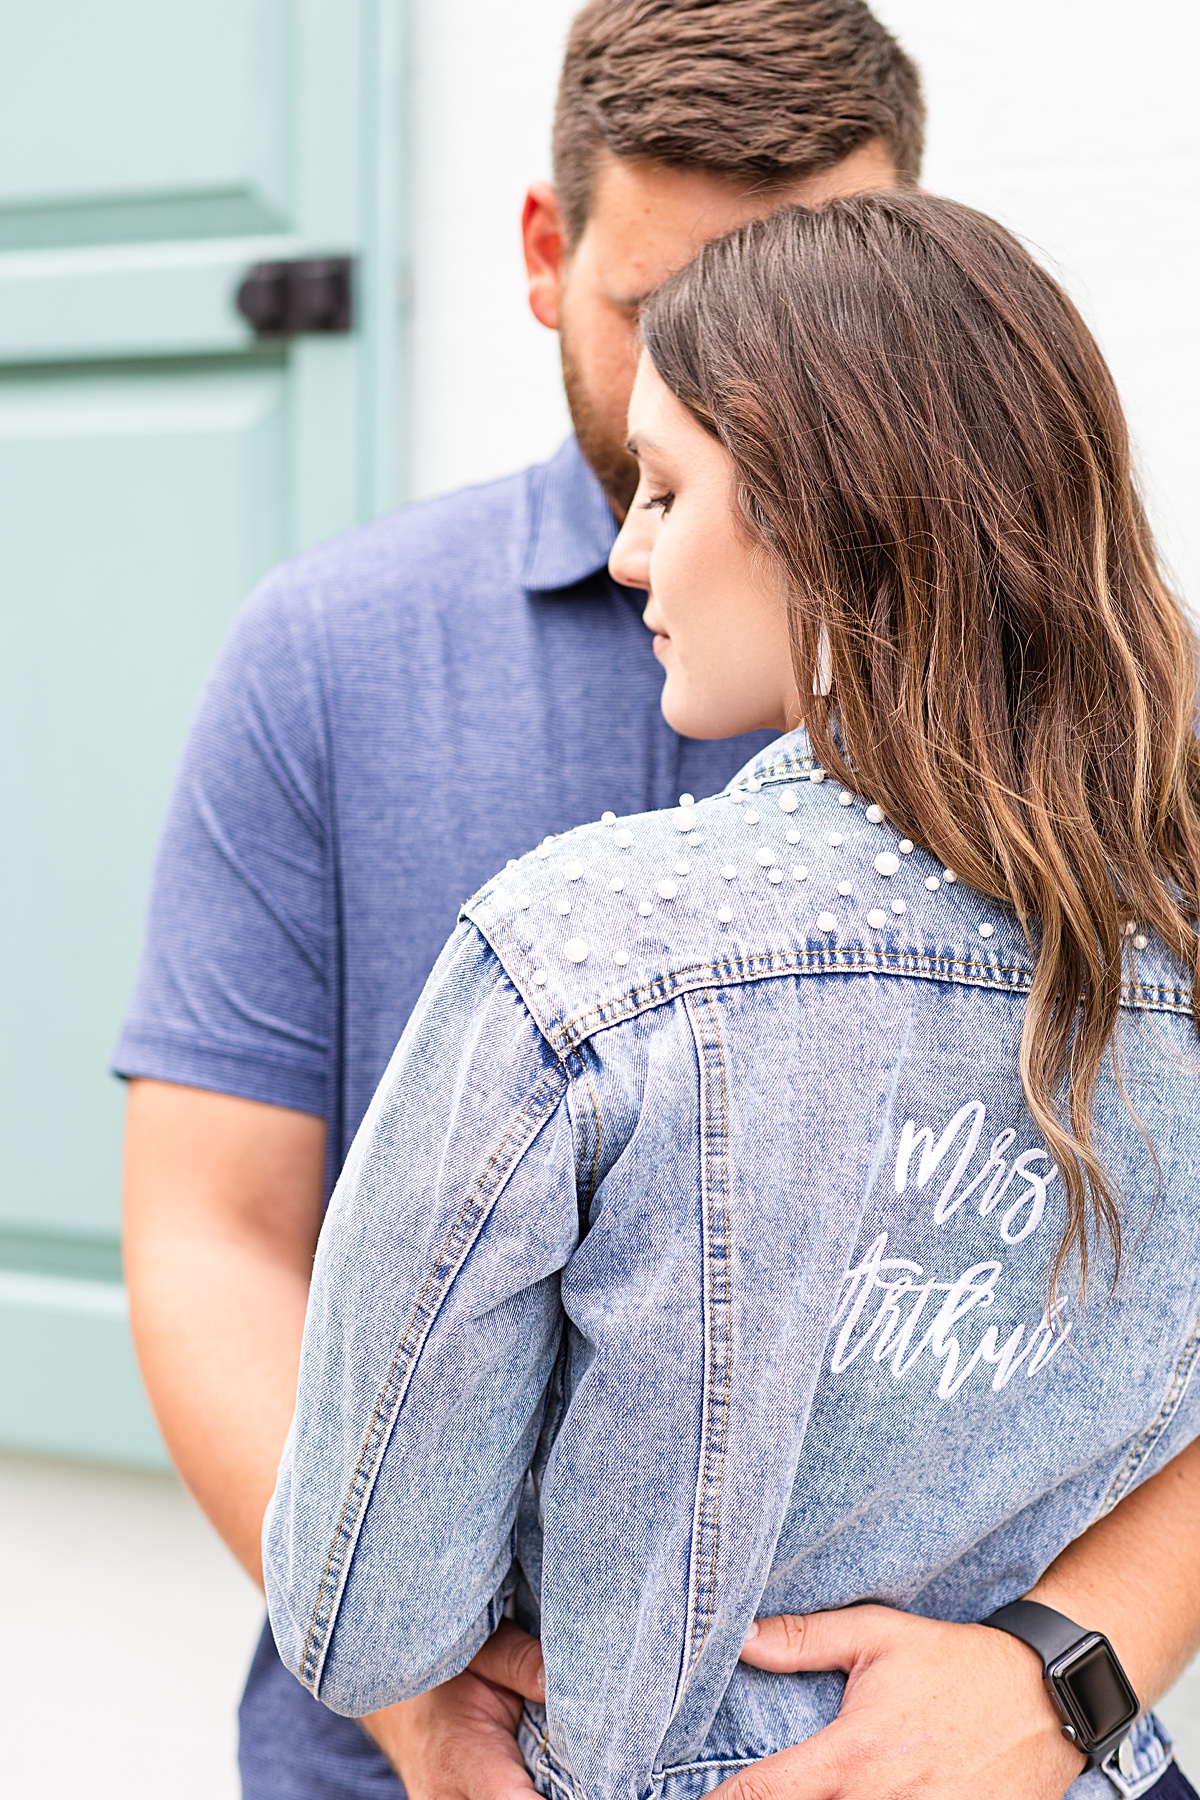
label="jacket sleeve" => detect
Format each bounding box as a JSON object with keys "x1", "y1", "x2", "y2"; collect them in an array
[{"x1": 263, "y1": 921, "x2": 578, "y2": 1715}]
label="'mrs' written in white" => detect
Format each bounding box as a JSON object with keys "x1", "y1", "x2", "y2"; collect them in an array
[{"x1": 830, "y1": 1100, "x2": 1070, "y2": 1401}]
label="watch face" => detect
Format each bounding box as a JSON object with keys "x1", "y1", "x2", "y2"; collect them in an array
[{"x1": 1055, "y1": 1639, "x2": 1139, "y2": 1746}]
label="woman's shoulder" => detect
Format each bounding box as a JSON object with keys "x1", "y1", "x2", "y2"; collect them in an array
[{"x1": 464, "y1": 737, "x2": 1195, "y2": 1060}]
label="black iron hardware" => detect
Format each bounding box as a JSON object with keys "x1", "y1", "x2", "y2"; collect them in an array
[{"x1": 236, "y1": 256, "x2": 354, "y2": 338}]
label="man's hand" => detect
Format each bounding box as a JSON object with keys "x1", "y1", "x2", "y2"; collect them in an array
[
  {"x1": 363, "y1": 1622, "x2": 545, "y2": 1800},
  {"x1": 713, "y1": 1604, "x2": 1083, "y2": 1800}
]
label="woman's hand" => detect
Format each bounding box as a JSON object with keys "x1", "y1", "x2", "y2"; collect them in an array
[
  {"x1": 714, "y1": 1604, "x2": 1085, "y2": 1800},
  {"x1": 362, "y1": 1620, "x2": 545, "y2": 1800}
]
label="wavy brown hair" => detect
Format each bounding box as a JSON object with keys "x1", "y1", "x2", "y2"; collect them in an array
[{"x1": 641, "y1": 191, "x2": 1200, "y2": 1292}]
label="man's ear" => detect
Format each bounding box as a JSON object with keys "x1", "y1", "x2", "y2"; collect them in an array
[{"x1": 523, "y1": 182, "x2": 567, "y2": 331}]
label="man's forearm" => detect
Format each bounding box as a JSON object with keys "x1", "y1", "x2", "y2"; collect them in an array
[{"x1": 1028, "y1": 1433, "x2": 1200, "y2": 1707}]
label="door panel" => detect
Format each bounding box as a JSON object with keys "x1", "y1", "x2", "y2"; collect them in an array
[
  {"x1": 0, "y1": 0, "x2": 292, "y2": 246},
  {"x1": 0, "y1": 362, "x2": 288, "y2": 1243},
  {"x1": 0, "y1": 0, "x2": 407, "y2": 1464}
]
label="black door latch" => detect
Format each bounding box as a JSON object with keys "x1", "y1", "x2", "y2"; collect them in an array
[{"x1": 236, "y1": 256, "x2": 354, "y2": 337}]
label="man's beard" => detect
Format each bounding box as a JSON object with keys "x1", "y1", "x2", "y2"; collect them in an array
[{"x1": 560, "y1": 332, "x2": 640, "y2": 517}]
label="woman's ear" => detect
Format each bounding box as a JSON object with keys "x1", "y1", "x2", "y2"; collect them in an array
[{"x1": 522, "y1": 182, "x2": 566, "y2": 332}]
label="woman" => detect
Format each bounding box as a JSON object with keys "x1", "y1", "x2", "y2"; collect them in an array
[{"x1": 264, "y1": 193, "x2": 1200, "y2": 1800}]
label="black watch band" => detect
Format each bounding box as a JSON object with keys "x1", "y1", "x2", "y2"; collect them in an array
[{"x1": 982, "y1": 1600, "x2": 1140, "y2": 1767}]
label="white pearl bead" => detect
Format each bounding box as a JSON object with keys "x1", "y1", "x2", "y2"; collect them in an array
[
  {"x1": 925, "y1": 876, "x2": 940, "y2": 891},
  {"x1": 828, "y1": 832, "x2": 844, "y2": 847},
  {"x1": 865, "y1": 804, "x2": 884, "y2": 824},
  {"x1": 755, "y1": 847, "x2": 776, "y2": 867},
  {"x1": 532, "y1": 971, "x2": 547, "y2": 985},
  {"x1": 609, "y1": 876, "x2": 625, "y2": 893},
  {"x1": 506, "y1": 859, "x2": 518, "y2": 868},
  {"x1": 687, "y1": 833, "x2": 703, "y2": 846},
  {"x1": 744, "y1": 810, "x2": 760, "y2": 824},
  {"x1": 786, "y1": 828, "x2": 802, "y2": 844},
  {"x1": 564, "y1": 860, "x2": 584, "y2": 881},
  {"x1": 674, "y1": 811, "x2": 695, "y2": 832},
  {"x1": 1123, "y1": 921, "x2": 1136, "y2": 937},
  {"x1": 810, "y1": 769, "x2": 826, "y2": 783},
  {"x1": 778, "y1": 790, "x2": 799, "y2": 813},
  {"x1": 614, "y1": 829, "x2": 634, "y2": 848},
  {"x1": 613, "y1": 951, "x2": 629, "y2": 966},
  {"x1": 839, "y1": 791, "x2": 854, "y2": 807},
  {"x1": 838, "y1": 881, "x2": 853, "y2": 897},
  {"x1": 554, "y1": 898, "x2": 571, "y2": 915},
  {"x1": 816, "y1": 912, "x2": 838, "y2": 933},
  {"x1": 564, "y1": 938, "x2": 589, "y2": 962},
  {"x1": 746, "y1": 777, "x2": 763, "y2": 792},
  {"x1": 717, "y1": 906, "x2": 734, "y2": 923},
  {"x1": 674, "y1": 860, "x2": 690, "y2": 875},
  {"x1": 721, "y1": 865, "x2": 738, "y2": 879},
  {"x1": 943, "y1": 870, "x2": 956, "y2": 883},
  {"x1": 1133, "y1": 934, "x2": 1148, "y2": 950},
  {"x1": 978, "y1": 923, "x2": 994, "y2": 939},
  {"x1": 729, "y1": 790, "x2": 745, "y2": 804},
  {"x1": 891, "y1": 898, "x2": 906, "y2": 914},
  {"x1": 536, "y1": 844, "x2": 552, "y2": 859},
  {"x1": 638, "y1": 901, "x2": 653, "y2": 916},
  {"x1": 793, "y1": 866, "x2": 808, "y2": 880},
  {"x1": 768, "y1": 868, "x2": 784, "y2": 884},
  {"x1": 679, "y1": 793, "x2": 695, "y2": 807},
  {"x1": 866, "y1": 909, "x2": 887, "y2": 929},
  {"x1": 515, "y1": 894, "x2": 532, "y2": 910},
  {"x1": 899, "y1": 839, "x2": 914, "y2": 855},
  {"x1": 601, "y1": 811, "x2": 617, "y2": 825},
  {"x1": 656, "y1": 880, "x2": 678, "y2": 900},
  {"x1": 874, "y1": 852, "x2": 900, "y2": 877}
]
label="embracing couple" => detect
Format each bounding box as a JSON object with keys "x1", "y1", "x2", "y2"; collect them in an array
[{"x1": 117, "y1": 5, "x2": 1200, "y2": 1800}]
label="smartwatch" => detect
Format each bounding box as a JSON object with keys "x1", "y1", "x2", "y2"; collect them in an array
[{"x1": 982, "y1": 1599, "x2": 1140, "y2": 1766}]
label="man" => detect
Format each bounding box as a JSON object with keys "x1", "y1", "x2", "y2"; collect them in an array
[{"x1": 116, "y1": 3, "x2": 921, "y2": 1796}]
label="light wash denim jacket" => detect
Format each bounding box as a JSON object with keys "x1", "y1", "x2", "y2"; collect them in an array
[{"x1": 265, "y1": 729, "x2": 1200, "y2": 1800}]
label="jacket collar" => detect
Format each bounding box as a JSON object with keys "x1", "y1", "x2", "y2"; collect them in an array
[{"x1": 520, "y1": 437, "x2": 620, "y2": 594}]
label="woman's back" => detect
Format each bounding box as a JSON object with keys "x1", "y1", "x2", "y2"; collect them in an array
[{"x1": 265, "y1": 735, "x2": 1200, "y2": 1799}]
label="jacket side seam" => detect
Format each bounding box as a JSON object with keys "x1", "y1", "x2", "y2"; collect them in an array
[
  {"x1": 677, "y1": 989, "x2": 733, "y2": 1698},
  {"x1": 297, "y1": 1061, "x2": 569, "y2": 1693},
  {"x1": 1099, "y1": 1306, "x2": 1200, "y2": 1514}
]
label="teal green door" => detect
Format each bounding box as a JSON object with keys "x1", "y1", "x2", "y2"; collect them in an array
[{"x1": 0, "y1": 0, "x2": 407, "y2": 1465}]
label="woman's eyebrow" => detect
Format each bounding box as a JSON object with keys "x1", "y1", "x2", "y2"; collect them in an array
[{"x1": 626, "y1": 434, "x2": 661, "y2": 455}]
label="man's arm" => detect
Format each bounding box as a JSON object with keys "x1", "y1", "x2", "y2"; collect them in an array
[
  {"x1": 724, "y1": 1435, "x2": 1200, "y2": 1800},
  {"x1": 121, "y1": 1074, "x2": 544, "y2": 1799},
  {"x1": 123, "y1": 1078, "x2": 326, "y2": 1581}
]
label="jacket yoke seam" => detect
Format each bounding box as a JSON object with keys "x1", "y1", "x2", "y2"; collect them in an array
[
  {"x1": 297, "y1": 1061, "x2": 569, "y2": 1693},
  {"x1": 538, "y1": 952, "x2": 1192, "y2": 1055}
]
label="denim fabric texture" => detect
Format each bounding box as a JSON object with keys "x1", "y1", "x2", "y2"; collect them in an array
[{"x1": 265, "y1": 729, "x2": 1200, "y2": 1800}]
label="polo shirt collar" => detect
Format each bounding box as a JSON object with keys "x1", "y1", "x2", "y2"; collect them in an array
[{"x1": 521, "y1": 436, "x2": 620, "y2": 593}]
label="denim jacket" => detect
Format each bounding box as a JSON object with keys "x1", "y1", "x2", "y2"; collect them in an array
[{"x1": 265, "y1": 728, "x2": 1200, "y2": 1800}]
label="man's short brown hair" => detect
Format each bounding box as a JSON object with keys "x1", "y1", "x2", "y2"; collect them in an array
[{"x1": 553, "y1": 0, "x2": 924, "y2": 243}]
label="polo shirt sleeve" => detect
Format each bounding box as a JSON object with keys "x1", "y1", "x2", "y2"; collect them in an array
[{"x1": 112, "y1": 568, "x2": 332, "y2": 1117}]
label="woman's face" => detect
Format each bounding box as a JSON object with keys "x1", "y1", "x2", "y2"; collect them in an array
[{"x1": 609, "y1": 353, "x2": 802, "y2": 741}]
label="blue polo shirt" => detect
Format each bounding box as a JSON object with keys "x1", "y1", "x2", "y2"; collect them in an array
[{"x1": 114, "y1": 436, "x2": 770, "y2": 1800}]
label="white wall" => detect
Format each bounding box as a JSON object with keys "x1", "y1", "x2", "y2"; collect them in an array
[{"x1": 408, "y1": 0, "x2": 1200, "y2": 611}]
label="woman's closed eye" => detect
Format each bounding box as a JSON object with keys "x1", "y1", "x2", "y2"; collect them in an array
[{"x1": 642, "y1": 491, "x2": 675, "y2": 515}]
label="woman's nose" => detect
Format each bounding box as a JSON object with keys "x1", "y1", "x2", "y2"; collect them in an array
[{"x1": 609, "y1": 510, "x2": 651, "y2": 592}]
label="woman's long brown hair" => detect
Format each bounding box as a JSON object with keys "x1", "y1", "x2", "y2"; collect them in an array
[{"x1": 641, "y1": 192, "x2": 1200, "y2": 1293}]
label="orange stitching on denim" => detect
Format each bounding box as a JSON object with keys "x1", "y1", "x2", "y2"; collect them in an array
[
  {"x1": 297, "y1": 1063, "x2": 568, "y2": 1690},
  {"x1": 695, "y1": 987, "x2": 732, "y2": 1659},
  {"x1": 1100, "y1": 1306, "x2": 1200, "y2": 1514}
]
